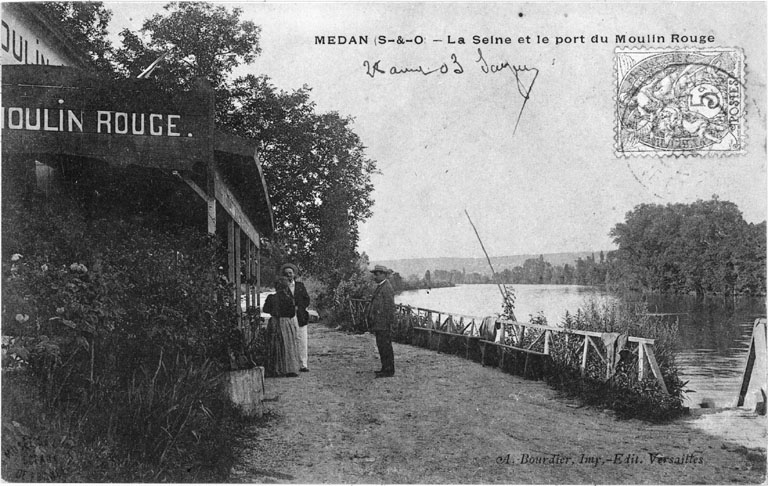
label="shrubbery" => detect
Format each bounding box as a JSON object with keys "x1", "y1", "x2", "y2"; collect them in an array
[
  {"x1": 320, "y1": 258, "x2": 374, "y2": 332},
  {"x1": 2, "y1": 192, "x2": 249, "y2": 480},
  {"x1": 544, "y1": 298, "x2": 687, "y2": 421}
]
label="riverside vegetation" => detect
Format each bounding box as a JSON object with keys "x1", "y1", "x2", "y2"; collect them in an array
[{"x1": 540, "y1": 300, "x2": 686, "y2": 421}]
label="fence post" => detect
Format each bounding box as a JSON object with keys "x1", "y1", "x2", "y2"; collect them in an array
[
  {"x1": 644, "y1": 344, "x2": 668, "y2": 394},
  {"x1": 638, "y1": 342, "x2": 646, "y2": 381},
  {"x1": 348, "y1": 299, "x2": 357, "y2": 330},
  {"x1": 580, "y1": 337, "x2": 590, "y2": 377}
]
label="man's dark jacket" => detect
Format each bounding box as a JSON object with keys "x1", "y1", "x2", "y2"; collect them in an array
[
  {"x1": 366, "y1": 279, "x2": 395, "y2": 332},
  {"x1": 291, "y1": 281, "x2": 311, "y2": 327}
]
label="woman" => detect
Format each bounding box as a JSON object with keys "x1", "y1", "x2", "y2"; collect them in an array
[{"x1": 262, "y1": 277, "x2": 300, "y2": 377}]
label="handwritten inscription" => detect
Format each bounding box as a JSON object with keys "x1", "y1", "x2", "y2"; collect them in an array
[
  {"x1": 362, "y1": 48, "x2": 539, "y2": 134},
  {"x1": 363, "y1": 53, "x2": 464, "y2": 77}
]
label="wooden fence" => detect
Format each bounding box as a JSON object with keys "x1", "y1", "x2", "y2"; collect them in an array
[{"x1": 349, "y1": 298, "x2": 669, "y2": 394}]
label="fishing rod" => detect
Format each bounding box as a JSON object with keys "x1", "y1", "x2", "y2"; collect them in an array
[{"x1": 464, "y1": 209, "x2": 516, "y2": 321}]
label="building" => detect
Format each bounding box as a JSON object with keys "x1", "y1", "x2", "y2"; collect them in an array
[{"x1": 1, "y1": 3, "x2": 275, "y2": 324}]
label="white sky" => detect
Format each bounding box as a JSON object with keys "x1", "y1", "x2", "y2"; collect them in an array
[{"x1": 107, "y1": 1, "x2": 767, "y2": 261}]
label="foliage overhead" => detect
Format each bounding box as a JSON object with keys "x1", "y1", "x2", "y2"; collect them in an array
[
  {"x1": 40, "y1": 2, "x2": 115, "y2": 73},
  {"x1": 42, "y1": 1, "x2": 379, "y2": 290},
  {"x1": 110, "y1": 3, "x2": 376, "y2": 287},
  {"x1": 113, "y1": 2, "x2": 261, "y2": 92},
  {"x1": 221, "y1": 75, "x2": 377, "y2": 283}
]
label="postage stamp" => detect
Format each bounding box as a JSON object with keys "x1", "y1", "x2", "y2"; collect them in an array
[{"x1": 615, "y1": 47, "x2": 746, "y2": 157}]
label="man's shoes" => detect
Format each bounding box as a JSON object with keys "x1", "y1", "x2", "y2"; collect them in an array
[
  {"x1": 285, "y1": 372, "x2": 299, "y2": 377},
  {"x1": 300, "y1": 367, "x2": 310, "y2": 372},
  {"x1": 375, "y1": 369, "x2": 395, "y2": 378}
]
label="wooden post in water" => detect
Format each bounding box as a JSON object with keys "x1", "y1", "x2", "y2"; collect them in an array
[{"x1": 737, "y1": 318, "x2": 767, "y2": 410}]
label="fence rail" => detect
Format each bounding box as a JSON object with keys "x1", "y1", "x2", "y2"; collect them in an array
[{"x1": 349, "y1": 298, "x2": 668, "y2": 394}]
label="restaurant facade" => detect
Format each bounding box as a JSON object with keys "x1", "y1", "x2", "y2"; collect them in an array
[{"x1": 1, "y1": 3, "x2": 275, "y2": 325}]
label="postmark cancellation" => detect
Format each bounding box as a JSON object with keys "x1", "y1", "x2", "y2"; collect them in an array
[{"x1": 615, "y1": 47, "x2": 745, "y2": 157}]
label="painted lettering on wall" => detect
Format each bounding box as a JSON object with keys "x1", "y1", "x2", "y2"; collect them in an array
[
  {"x1": 1, "y1": 20, "x2": 52, "y2": 66},
  {"x1": 0, "y1": 6, "x2": 81, "y2": 67},
  {"x1": 2, "y1": 106, "x2": 190, "y2": 138}
]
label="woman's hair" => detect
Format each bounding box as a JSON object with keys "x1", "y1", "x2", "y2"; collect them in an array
[{"x1": 274, "y1": 276, "x2": 290, "y2": 290}]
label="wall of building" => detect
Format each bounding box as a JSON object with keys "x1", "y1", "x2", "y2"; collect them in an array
[{"x1": 1, "y1": 4, "x2": 84, "y2": 67}]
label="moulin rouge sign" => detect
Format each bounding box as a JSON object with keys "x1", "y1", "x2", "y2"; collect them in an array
[
  {"x1": 3, "y1": 107, "x2": 185, "y2": 137},
  {"x1": 2, "y1": 66, "x2": 213, "y2": 170}
]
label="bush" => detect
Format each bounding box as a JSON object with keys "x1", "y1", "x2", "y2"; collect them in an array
[
  {"x1": 2, "y1": 191, "x2": 248, "y2": 480},
  {"x1": 546, "y1": 298, "x2": 687, "y2": 420},
  {"x1": 321, "y1": 260, "x2": 373, "y2": 332}
]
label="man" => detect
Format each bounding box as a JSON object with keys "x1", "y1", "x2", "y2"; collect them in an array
[
  {"x1": 366, "y1": 265, "x2": 396, "y2": 377},
  {"x1": 281, "y1": 263, "x2": 311, "y2": 372}
]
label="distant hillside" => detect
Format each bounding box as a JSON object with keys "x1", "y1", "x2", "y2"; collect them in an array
[{"x1": 373, "y1": 251, "x2": 606, "y2": 279}]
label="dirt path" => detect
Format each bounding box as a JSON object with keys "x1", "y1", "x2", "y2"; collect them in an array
[{"x1": 231, "y1": 325, "x2": 766, "y2": 484}]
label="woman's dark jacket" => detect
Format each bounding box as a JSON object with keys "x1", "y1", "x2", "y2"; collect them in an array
[{"x1": 262, "y1": 291, "x2": 296, "y2": 318}]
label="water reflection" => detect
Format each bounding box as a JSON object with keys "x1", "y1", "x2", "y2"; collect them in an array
[{"x1": 397, "y1": 284, "x2": 766, "y2": 408}]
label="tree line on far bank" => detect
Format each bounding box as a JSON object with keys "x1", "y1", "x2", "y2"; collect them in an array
[{"x1": 413, "y1": 198, "x2": 766, "y2": 297}]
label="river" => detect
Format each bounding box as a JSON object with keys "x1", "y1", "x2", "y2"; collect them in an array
[{"x1": 396, "y1": 284, "x2": 766, "y2": 409}]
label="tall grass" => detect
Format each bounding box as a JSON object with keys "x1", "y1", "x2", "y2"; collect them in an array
[
  {"x1": 2, "y1": 367, "x2": 240, "y2": 482},
  {"x1": 545, "y1": 298, "x2": 687, "y2": 421}
]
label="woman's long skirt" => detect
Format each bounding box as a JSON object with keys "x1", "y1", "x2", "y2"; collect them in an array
[{"x1": 268, "y1": 316, "x2": 300, "y2": 376}]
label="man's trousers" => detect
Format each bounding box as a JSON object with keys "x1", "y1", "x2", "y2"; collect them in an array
[
  {"x1": 297, "y1": 324, "x2": 308, "y2": 369},
  {"x1": 375, "y1": 330, "x2": 395, "y2": 373}
]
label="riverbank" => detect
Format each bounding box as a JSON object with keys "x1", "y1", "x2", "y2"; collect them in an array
[
  {"x1": 396, "y1": 284, "x2": 766, "y2": 409},
  {"x1": 230, "y1": 325, "x2": 766, "y2": 484}
]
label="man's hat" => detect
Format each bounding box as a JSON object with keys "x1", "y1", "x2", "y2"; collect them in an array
[
  {"x1": 280, "y1": 263, "x2": 299, "y2": 275},
  {"x1": 370, "y1": 264, "x2": 392, "y2": 274}
]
